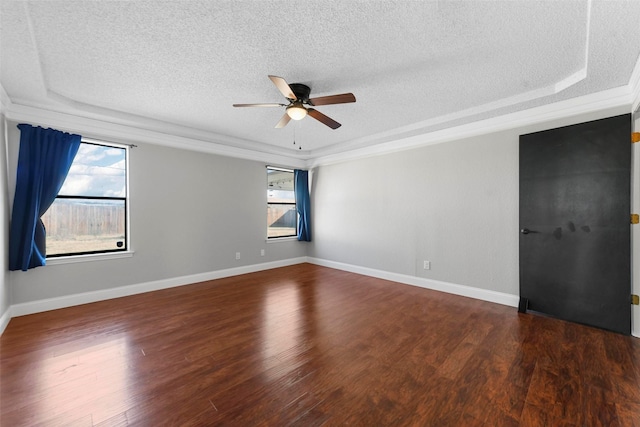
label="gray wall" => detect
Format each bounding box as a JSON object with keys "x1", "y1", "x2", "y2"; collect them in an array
[
  {"x1": 0, "y1": 116, "x2": 10, "y2": 322},
  {"x1": 309, "y1": 107, "x2": 632, "y2": 297},
  {"x1": 5, "y1": 120, "x2": 305, "y2": 304}
]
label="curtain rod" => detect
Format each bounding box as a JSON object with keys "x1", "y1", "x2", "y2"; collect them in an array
[{"x1": 81, "y1": 137, "x2": 137, "y2": 149}]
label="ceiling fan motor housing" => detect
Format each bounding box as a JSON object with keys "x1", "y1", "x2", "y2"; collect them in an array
[{"x1": 289, "y1": 83, "x2": 311, "y2": 102}]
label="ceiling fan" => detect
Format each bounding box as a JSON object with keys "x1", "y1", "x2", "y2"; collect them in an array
[{"x1": 233, "y1": 75, "x2": 356, "y2": 129}]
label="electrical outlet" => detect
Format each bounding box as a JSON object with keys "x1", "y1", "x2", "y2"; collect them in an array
[
  {"x1": 235, "y1": 252, "x2": 241, "y2": 260},
  {"x1": 423, "y1": 260, "x2": 431, "y2": 270},
  {"x1": 260, "y1": 249, "x2": 265, "y2": 256}
]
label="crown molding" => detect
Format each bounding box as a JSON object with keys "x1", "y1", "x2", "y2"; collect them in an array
[
  {"x1": 308, "y1": 85, "x2": 633, "y2": 168},
  {"x1": 42, "y1": 90, "x2": 314, "y2": 159},
  {"x1": 630, "y1": 52, "x2": 640, "y2": 115},
  {"x1": 2, "y1": 101, "x2": 308, "y2": 168},
  {"x1": 0, "y1": 83, "x2": 11, "y2": 115},
  {"x1": 3, "y1": 70, "x2": 637, "y2": 171}
]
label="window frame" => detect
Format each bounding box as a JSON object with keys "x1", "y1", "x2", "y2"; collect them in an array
[
  {"x1": 266, "y1": 166, "x2": 297, "y2": 240},
  {"x1": 44, "y1": 138, "x2": 131, "y2": 259}
]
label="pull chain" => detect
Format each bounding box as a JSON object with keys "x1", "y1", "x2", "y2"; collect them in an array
[{"x1": 293, "y1": 124, "x2": 302, "y2": 150}]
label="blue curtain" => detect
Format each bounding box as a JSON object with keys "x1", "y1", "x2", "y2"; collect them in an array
[
  {"x1": 9, "y1": 124, "x2": 82, "y2": 271},
  {"x1": 294, "y1": 169, "x2": 311, "y2": 242}
]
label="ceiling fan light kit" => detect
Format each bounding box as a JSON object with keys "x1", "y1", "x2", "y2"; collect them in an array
[
  {"x1": 233, "y1": 75, "x2": 356, "y2": 130},
  {"x1": 286, "y1": 103, "x2": 308, "y2": 120}
]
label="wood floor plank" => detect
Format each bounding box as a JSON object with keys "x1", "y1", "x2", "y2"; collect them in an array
[{"x1": 1, "y1": 263, "x2": 639, "y2": 426}]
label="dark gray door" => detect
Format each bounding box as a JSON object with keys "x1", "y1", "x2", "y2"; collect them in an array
[{"x1": 519, "y1": 114, "x2": 631, "y2": 335}]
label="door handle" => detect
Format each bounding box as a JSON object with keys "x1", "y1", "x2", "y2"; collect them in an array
[{"x1": 520, "y1": 228, "x2": 538, "y2": 234}]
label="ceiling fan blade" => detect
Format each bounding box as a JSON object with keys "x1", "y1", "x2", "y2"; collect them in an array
[
  {"x1": 307, "y1": 108, "x2": 341, "y2": 129},
  {"x1": 309, "y1": 93, "x2": 356, "y2": 106},
  {"x1": 233, "y1": 103, "x2": 286, "y2": 107},
  {"x1": 269, "y1": 75, "x2": 297, "y2": 100},
  {"x1": 275, "y1": 113, "x2": 291, "y2": 128}
]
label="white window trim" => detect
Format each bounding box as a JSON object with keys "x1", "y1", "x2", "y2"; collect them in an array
[
  {"x1": 266, "y1": 236, "x2": 297, "y2": 243},
  {"x1": 266, "y1": 165, "x2": 297, "y2": 240},
  {"x1": 46, "y1": 251, "x2": 134, "y2": 265}
]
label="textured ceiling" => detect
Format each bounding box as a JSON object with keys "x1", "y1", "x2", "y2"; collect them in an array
[{"x1": 2, "y1": 1, "x2": 640, "y2": 160}]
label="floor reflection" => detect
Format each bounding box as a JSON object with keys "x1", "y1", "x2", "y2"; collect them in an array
[
  {"x1": 261, "y1": 282, "x2": 303, "y2": 362},
  {"x1": 33, "y1": 336, "x2": 132, "y2": 424}
]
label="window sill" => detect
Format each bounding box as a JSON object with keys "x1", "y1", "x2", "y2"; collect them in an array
[
  {"x1": 266, "y1": 236, "x2": 298, "y2": 243},
  {"x1": 46, "y1": 251, "x2": 135, "y2": 266}
]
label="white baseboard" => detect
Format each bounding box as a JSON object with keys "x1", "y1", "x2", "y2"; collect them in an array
[
  {"x1": 307, "y1": 257, "x2": 520, "y2": 308},
  {"x1": 1, "y1": 256, "x2": 516, "y2": 336},
  {"x1": 0, "y1": 306, "x2": 11, "y2": 335},
  {"x1": 306, "y1": 258, "x2": 640, "y2": 337},
  {"x1": 4, "y1": 257, "x2": 635, "y2": 338},
  {"x1": 9, "y1": 257, "x2": 307, "y2": 318}
]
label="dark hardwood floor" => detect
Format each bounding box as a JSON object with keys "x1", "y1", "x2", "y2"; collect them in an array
[{"x1": 1, "y1": 263, "x2": 639, "y2": 426}]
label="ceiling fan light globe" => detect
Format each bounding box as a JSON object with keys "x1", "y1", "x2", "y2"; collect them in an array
[{"x1": 286, "y1": 105, "x2": 307, "y2": 120}]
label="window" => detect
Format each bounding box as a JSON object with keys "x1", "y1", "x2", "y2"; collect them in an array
[
  {"x1": 267, "y1": 167, "x2": 296, "y2": 239},
  {"x1": 42, "y1": 140, "x2": 129, "y2": 257}
]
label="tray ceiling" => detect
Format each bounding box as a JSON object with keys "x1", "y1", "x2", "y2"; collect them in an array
[{"x1": 2, "y1": 1, "x2": 640, "y2": 161}]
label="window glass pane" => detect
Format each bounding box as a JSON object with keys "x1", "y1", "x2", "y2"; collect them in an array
[
  {"x1": 43, "y1": 198, "x2": 126, "y2": 256},
  {"x1": 267, "y1": 169, "x2": 294, "y2": 203},
  {"x1": 267, "y1": 168, "x2": 296, "y2": 238},
  {"x1": 58, "y1": 143, "x2": 126, "y2": 198},
  {"x1": 267, "y1": 204, "x2": 296, "y2": 238}
]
